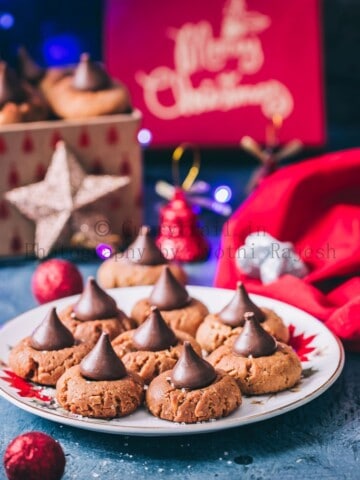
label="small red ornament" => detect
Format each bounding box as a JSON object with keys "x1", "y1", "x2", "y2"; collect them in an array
[
  {"x1": 32, "y1": 259, "x2": 83, "y2": 304},
  {"x1": 3, "y1": 431, "x2": 65, "y2": 480},
  {"x1": 157, "y1": 187, "x2": 210, "y2": 262}
]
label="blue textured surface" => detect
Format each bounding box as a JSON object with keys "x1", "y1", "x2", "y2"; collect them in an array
[
  {"x1": 0, "y1": 259, "x2": 359, "y2": 480},
  {"x1": 0, "y1": 160, "x2": 359, "y2": 479}
]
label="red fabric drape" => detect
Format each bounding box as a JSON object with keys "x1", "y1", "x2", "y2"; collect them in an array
[{"x1": 215, "y1": 149, "x2": 360, "y2": 351}]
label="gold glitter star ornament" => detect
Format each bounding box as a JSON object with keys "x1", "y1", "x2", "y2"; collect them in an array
[{"x1": 5, "y1": 141, "x2": 129, "y2": 256}]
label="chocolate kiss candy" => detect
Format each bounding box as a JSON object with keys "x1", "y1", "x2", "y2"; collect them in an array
[
  {"x1": 80, "y1": 332, "x2": 127, "y2": 381},
  {"x1": 30, "y1": 307, "x2": 74, "y2": 351},
  {"x1": 133, "y1": 306, "x2": 177, "y2": 351},
  {"x1": 218, "y1": 282, "x2": 265, "y2": 327},
  {"x1": 233, "y1": 312, "x2": 277, "y2": 358},
  {"x1": 72, "y1": 53, "x2": 111, "y2": 91},
  {"x1": 125, "y1": 225, "x2": 167, "y2": 266},
  {"x1": 149, "y1": 266, "x2": 190, "y2": 310},
  {"x1": 17, "y1": 47, "x2": 45, "y2": 84},
  {"x1": 171, "y1": 341, "x2": 217, "y2": 389},
  {"x1": 0, "y1": 62, "x2": 27, "y2": 109},
  {"x1": 73, "y1": 277, "x2": 118, "y2": 321}
]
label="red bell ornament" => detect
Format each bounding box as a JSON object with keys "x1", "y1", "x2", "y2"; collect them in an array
[{"x1": 157, "y1": 187, "x2": 209, "y2": 262}]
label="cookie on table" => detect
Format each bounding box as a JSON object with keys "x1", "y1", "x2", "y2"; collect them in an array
[
  {"x1": 146, "y1": 342, "x2": 241, "y2": 423},
  {"x1": 131, "y1": 266, "x2": 208, "y2": 337},
  {"x1": 0, "y1": 61, "x2": 48, "y2": 125},
  {"x1": 40, "y1": 53, "x2": 131, "y2": 119},
  {"x1": 59, "y1": 277, "x2": 135, "y2": 345},
  {"x1": 8, "y1": 308, "x2": 91, "y2": 386},
  {"x1": 208, "y1": 312, "x2": 302, "y2": 395},
  {"x1": 112, "y1": 306, "x2": 201, "y2": 384},
  {"x1": 98, "y1": 225, "x2": 187, "y2": 289},
  {"x1": 196, "y1": 282, "x2": 289, "y2": 354},
  {"x1": 56, "y1": 333, "x2": 144, "y2": 419}
]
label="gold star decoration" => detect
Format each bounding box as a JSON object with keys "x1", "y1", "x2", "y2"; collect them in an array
[{"x1": 5, "y1": 141, "x2": 129, "y2": 256}]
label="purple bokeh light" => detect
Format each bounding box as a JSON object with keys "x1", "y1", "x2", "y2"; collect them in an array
[{"x1": 96, "y1": 243, "x2": 113, "y2": 260}]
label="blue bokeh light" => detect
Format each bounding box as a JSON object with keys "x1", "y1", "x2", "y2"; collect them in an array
[
  {"x1": 214, "y1": 185, "x2": 232, "y2": 203},
  {"x1": 0, "y1": 13, "x2": 14, "y2": 29},
  {"x1": 43, "y1": 34, "x2": 81, "y2": 65}
]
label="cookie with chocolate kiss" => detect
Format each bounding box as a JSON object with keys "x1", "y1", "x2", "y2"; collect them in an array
[
  {"x1": 17, "y1": 47, "x2": 45, "y2": 85},
  {"x1": 208, "y1": 313, "x2": 302, "y2": 395},
  {"x1": 97, "y1": 225, "x2": 187, "y2": 288},
  {"x1": 80, "y1": 332, "x2": 127, "y2": 381},
  {"x1": 146, "y1": 341, "x2": 241, "y2": 423},
  {"x1": 171, "y1": 342, "x2": 217, "y2": 389},
  {"x1": 8, "y1": 308, "x2": 91, "y2": 386},
  {"x1": 112, "y1": 307, "x2": 202, "y2": 383},
  {"x1": 56, "y1": 333, "x2": 144, "y2": 418},
  {"x1": 131, "y1": 266, "x2": 209, "y2": 336},
  {"x1": 233, "y1": 312, "x2": 277, "y2": 358},
  {"x1": 196, "y1": 282, "x2": 289, "y2": 354},
  {"x1": 132, "y1": 306, "x2": 178, "y2": 351},
  {"x1": 59, "y1": 277, "x2": 135, "y2": 345},
  {"x1": 39, "y1": 52, "x2": 132, "y2": 118},
  {"x1": 72, "y1": 53, "x2": 111, "y2": 92},
  {"x1": 0, "y1": 62, "x2": 27, "y2": 108},
  {"x1": 0, "y1": 61, "x2": 48, "y2": 124}
]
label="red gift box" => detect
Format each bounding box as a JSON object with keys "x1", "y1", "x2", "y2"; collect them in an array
[
  {"x1": 0, "y1": 112, "x2": 143, "y2": 257},
  {"x1": 105, "y1": 0, "x2": 325, "y2": 147}
]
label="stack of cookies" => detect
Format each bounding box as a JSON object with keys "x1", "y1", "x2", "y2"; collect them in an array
[
  {"x1": 8, "y1": 261, "x2": 302, "y2": 424},
  {"x1": 0, "y1": 48, "x2": 131, "y2": 125}
]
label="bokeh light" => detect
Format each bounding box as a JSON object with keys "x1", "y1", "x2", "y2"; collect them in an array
[
  {"x1": 214, "y1": 185, "x2": 232, "y2": 203},
  {"x1": 96, "y1": 243, "x2": 113, "y2": 260},
  {"x1": 0, "y1": 13, "x2": 14, "y2": 30},
  {"x1": 43, "y1": 34, "x2": 81, "y2": 65},
  {"x1": 137, "y1": 128, "x2": 153, "y2": 146}
]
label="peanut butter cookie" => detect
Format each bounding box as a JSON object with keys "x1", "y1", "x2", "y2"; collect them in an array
[
  {"x1": 56, "y1": 333, "x2": 144, "y2": 419},
  {"x1": 207, "y1": 313, "x2": 301, "y2": 395},
  {"x1": 146, "y1": 342, "x2": 241, "y2": 423},
  {"x1": 131, "y1": 266, "x2": 208, "y2": 336},
  {"x1": 196, "y1": 283, "x2": 289, "y2": 353}
]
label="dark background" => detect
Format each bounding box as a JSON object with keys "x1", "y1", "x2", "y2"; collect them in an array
[{"x1": 0, "y1": 0, "x2": 359, "y2": 154}]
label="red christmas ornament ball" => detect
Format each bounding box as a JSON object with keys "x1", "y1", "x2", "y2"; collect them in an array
[
  {"x1": 3, "y1": 431, "x2": 66, "y2": 480},
  {"x1": 32, "y1": 259, "x2": 83, "y2": 304}
]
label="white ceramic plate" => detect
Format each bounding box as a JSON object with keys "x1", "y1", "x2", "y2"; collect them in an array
[{"x1": 0, "y1": 286, "x2": 344, "y2": 436}]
